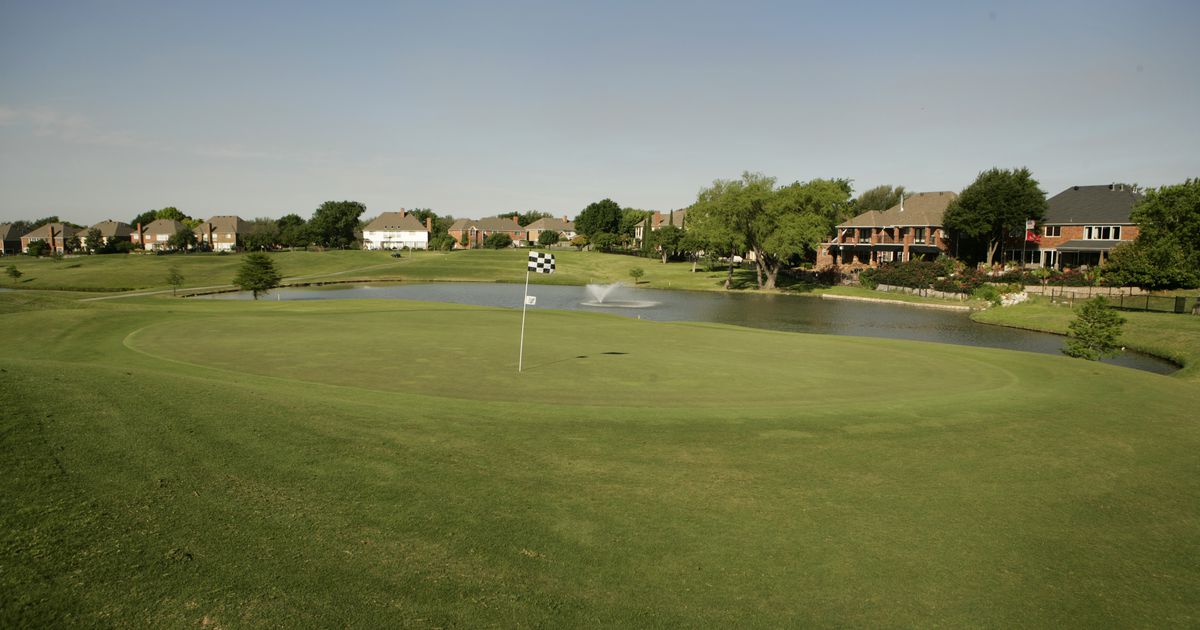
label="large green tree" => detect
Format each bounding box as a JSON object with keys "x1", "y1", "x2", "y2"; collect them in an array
[
  {"x1": 233, "y1": 252, "x2": 282, "y2": 300},
  {"x1": 1106, "y1": 179, "x2": 1200, "y2": 288},
  {"x1": 168, "y1": 227, "x2": 197, "y2": 252},
  {"x1": 277, "y1": 214, "x2": 309, "y2": 249},
  {"x1": 854, "y1": 185, "x2": 907, "y2": 213},
  {"x1": 498, "y1": 210, "x2": 552, "y2": 227},
  {"x1": 131, "y1": 207, "x2": 195, "y2": 228},
  {"x1": 243, "y1": 218, "x2": 281, "y2": 251},
  {"x1": 620, "y1": 208, "x2": 652, "y2": 240},
  {"x1": 574, "y1": 199, "x2": 622, "y2": 239},
  {"x1": 688, "y1": 172, "x2": 852, "y2": 290},
  {"x1": 309, "y1": 201, "x2": 366, "y2": 248},
  {"x1": 648, "y1": 225, "x2": 685, "y2": 264},
  {"x1": 943, "y1": 167, "x2": 1047, "y2": 266},
  {"x1": 84, "y1": 227, "x2": 104, "y2": 254}
]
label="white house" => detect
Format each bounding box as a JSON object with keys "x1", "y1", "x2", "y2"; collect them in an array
[{"x1": 362, "y1": 211, "x2": 431, "y2": 250}]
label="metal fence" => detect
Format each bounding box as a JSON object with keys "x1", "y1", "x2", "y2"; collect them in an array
[{"x1": 1048, "y1": 292, "x2": 1200, "y2": 314}]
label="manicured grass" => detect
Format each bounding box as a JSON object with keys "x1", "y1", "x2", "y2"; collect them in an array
[
  {"x1": 0, "y1": 250, "x2": 407, "y2": 292},
  {"x1": 2, "y1": 294, "x2": 1198, "y2": 627},
  {"x1": 973, "y1": 295, "x2": 1200, "y2": 382},
  {"x1": 0, "y1": 249, "x2": 740, "y2": 294}
]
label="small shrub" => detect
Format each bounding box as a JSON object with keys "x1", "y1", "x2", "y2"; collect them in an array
[
  {"x1": 483, "y1": 233, "x2": 513, "y2": 249},
  {"x1": 858, "y1": 268, "x2": 878, "y2": 289},
  {"x1": 972, "y1": 284, "x2": 1002, "y2": 305},
  {"x1": 1063, "y1": 297, "x2": 1126, "y2": 360}
]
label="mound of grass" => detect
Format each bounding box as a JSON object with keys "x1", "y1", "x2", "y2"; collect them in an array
[{"x1": 2, "y1": 294, "x2": 1199, "y2": 627}]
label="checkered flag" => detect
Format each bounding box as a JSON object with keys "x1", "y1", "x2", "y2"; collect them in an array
[{"x1": 528, "y1": 251, "x2": 555, "y2": 274}]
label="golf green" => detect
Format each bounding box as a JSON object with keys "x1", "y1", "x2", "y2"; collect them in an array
[{"x1": 2, "y1": 296, "x2": 1198, "y2": 627}]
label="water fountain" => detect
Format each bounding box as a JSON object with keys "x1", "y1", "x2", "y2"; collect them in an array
[{"x1": 582, "y1": 282, "x2": 659, "y2": 308}]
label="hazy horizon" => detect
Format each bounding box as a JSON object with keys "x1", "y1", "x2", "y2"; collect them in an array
[{"x1": 2, "y1": 0, "x2": 1197, "y2": 225}]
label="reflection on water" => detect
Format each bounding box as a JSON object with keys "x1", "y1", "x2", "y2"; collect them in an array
[{"x1": 198, "y1": 282, "x2": 1177, "y2": 375}]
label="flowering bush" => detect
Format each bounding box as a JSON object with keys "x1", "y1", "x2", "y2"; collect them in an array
[{"x1": 869, "y1": 261, "x2": 941, "y2": 289}]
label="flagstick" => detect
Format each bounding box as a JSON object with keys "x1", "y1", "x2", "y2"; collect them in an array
[{"x1": 518, "y1": 267, "x2": 530, "y2": 372}]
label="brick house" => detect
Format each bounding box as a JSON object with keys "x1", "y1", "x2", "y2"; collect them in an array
[
  {"x1": 84, "y1": 220, "x2": 134, "y2": 248},
  {"x1": 1005, "y1": 184, "x2": 1141, "y2": 269},
  {"x1": 817, "y1": 192, "x2": 957, "y2": 269},
  {"x1": 194, "y1": 216, "x2": 247, "y2": 252},
  {"x1": 133, "y1": 219, "x2": 187, "y2": 251},
  {"x1": 447, "y1": 216, "x2": 527, "y2": 249},
  {"x1": 19, "y1": 223, "x2": 81, "y2": 254}
]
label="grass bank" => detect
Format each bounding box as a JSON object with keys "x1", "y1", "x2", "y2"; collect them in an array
[
  {"x1": 972, "y1": 295, "x2": 1200, "y2": 382},
  {"x1": 2, "y1": 293, "x2": 1198, "y2": 627}
]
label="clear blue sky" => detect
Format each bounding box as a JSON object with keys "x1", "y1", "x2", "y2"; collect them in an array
[{"x1": 1, "y1": 0, "x2": 1197, "y2": 224}]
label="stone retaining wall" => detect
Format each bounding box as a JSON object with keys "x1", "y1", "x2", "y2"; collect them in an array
[{"x1": 875, "y1": 284, "x2": 969, "y2": 301}]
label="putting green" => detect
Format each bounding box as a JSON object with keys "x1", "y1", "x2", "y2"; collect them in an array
[
  {"x1": 4, "y1": 295, "x2": 1199, "y2": 627},
  {"x1": 121, "y1": 302, "x2": 1030, "y2": 409}
]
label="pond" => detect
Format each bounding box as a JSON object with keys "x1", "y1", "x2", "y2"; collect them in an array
[{"x1": 198, "y1": 282, "x2": 1177, "y2": 375}]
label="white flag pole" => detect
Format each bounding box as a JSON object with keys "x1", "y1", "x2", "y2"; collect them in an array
[{"x1": 518, "y1": 265, "x2": 530, "y2": 372}]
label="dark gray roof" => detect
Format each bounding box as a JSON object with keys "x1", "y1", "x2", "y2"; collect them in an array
[
  {"x1": 1044, "y1": 185, "x2": 1141, "y2": 225},
  {"x1": 1055, "y1": 239, "x2": 1126, "y2": 252},
  {"x1": 0, "y1": 223, "x2": 20, "y2": 240}
]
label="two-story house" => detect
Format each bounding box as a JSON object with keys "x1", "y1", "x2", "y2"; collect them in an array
[
  {"x1": 134, "y1": 219, "x2": 187, "y2": 251},
  {"x1": 194, "y1": 216, "x2": 247, "y2": 252},
  {"x1": 20, "y1": 223, "x2": 81, "y2": 254},
  {"x1": 84, "y1": 220, "x2": 134, "y2": 248},
  {"x1": 817, "y1": 192, "x2": 957, "y2": 269},
  {"x1": 1008, "y1": 184, "x2": 1141, "y2": 269},
  {"x1": 361, "y1": 211, "x2": 431, "y2": 250}
]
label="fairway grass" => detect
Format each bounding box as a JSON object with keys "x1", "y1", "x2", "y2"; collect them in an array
[{"x1": 3, "y1": 295, "x2": 1199, "y2": 627}]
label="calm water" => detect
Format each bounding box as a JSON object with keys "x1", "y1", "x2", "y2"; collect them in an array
[{"x1": 200, "y1": 282, "x2": 1177, "y2": 375}]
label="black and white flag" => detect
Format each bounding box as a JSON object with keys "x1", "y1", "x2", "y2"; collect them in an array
[{"x1": 528, "y1": 251, "x2": 555, "y2": 274}]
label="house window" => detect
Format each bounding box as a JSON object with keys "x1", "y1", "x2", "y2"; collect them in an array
[
  {"x1": 913, "y1": 228, "x2": 925, "y2": 244},
  {"x1": 1044, "y1": 225, "x2": 1061, "y2": 237},
  {"x1": 859, "y1": 228, "x2": 870, "y2": 240},
  {"x1": 1085, "y1": 226, "x2": 1120, "y2": 240},
  {"x1": 1043, "y1": 250, "x2": 1058, "y2": 268}
]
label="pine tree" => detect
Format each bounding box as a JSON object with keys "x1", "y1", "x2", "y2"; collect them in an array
[
  {"x1": 233, "y1": 252, "x2": 282, "y2": 300},
  {"x1": 1063, "y1": 297, "x2": 1125, "y2": 360}
]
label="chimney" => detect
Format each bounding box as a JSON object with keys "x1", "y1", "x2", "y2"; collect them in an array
[
  {"x1": 512, "y1": 215, "x2": 521, "y2": 225},
  {"x1": 653, "y1": 211, "x2": 662, "y2": 228},
  {"x1": 136, "y1": 222, "x2": 142, "y2": 244},
  {"x1": 562, "y1": 215, "x2": 568, "y2": 223},
  {"x1": 425, "y1": 217, "x2": 432, "y2": 231}
]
